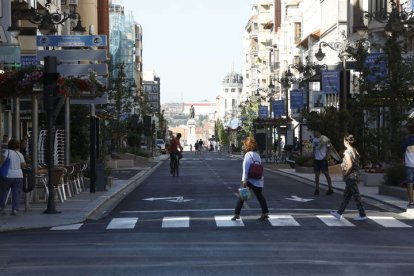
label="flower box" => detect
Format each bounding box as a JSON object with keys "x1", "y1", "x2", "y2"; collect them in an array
[{"x1": 361, "y1": 172, "x2": 384, "y2": 186}]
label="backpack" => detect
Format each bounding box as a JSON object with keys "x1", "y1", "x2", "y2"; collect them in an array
[{"x1": 247, "y1": 153, "x2": 263, "y2": 179}]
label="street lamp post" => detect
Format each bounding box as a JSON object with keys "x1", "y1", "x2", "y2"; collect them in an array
[{"x1": 315, "y1": 32, "x2": 370, "y2": 110}]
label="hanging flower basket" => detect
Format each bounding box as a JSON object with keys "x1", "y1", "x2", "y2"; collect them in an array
[{"x1": 0, "y1": 67, "x2": 106, "y2": 98}]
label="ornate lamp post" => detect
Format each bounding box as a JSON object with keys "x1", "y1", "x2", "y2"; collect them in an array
[
  {"x1": 8, "y1": 0, "x2": 85, "y2": 36},
  {"x1": 315, "y1": 35, "x2": 350, "y2": 110}
]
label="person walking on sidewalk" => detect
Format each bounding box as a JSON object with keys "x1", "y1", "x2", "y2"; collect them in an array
[
  {"x1": 401, "y1": 121, "x2": 414, "y2": 208},
  {"x1": 0, "y1": 139, "x2": 27, "y2": 215},
  {"x1": 312, "y1": 130, "x2": 333, "y2": 195},
  {"x1": 231, "y1": 137, "x2": 269, "y2": 221},
  {"x1": 330, "y1": 134, "x2": 367, "y2": 221}
]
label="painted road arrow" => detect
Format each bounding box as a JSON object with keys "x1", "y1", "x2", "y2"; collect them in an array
[
  {"x1": 143, "y1": 196, "x2": 194, "y2": 203},
  {"x1": 285, "y1": 195, "x2": 314, "y2": 202}
]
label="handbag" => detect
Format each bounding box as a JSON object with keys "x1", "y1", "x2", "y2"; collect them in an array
[
  {"x1": 247, "y1": 153, "x2": 263, "y2": 179},
  {"x1": 238, "y1": 187, "x2": 252, "y2": 200},
  {"x1": 0, "y1": 151, "x2": 10, "y2": 178}
]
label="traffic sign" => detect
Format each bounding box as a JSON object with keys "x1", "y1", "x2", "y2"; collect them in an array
[{"x1": 36, "y1": 35, "x2": 107, "y2": 47}]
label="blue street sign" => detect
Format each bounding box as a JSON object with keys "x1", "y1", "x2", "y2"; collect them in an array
[
  {"x1": 259, "y1": 106, "x2": 269, "y2": 118},
  {"x1": 36, "y1": 35, "x2": 107, "y2": 47},
  {"x1": 273, "y1": 100, "x2": 285, "y2": 116},
  {"x1": 364, "y1": 53, "x2": 387, "y2": 83},
  {"x1": 21, "y1": 55, "x2": 39, "y2": 68},
  {"x1": 321, "y1": 70, "x2": 340, "y2": 94}
]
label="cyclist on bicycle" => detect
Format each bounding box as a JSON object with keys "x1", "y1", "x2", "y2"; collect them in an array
[{"x1": 168, "y1": 133, "x2": 183, "y2": 174}]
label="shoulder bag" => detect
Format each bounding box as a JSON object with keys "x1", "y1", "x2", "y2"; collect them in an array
[
  {"x1": 247, "y1": 153, "x2": 263, "y2": 179},
  {"x1": 0, "y1": 151, "x2": 10, "y2": 178}
]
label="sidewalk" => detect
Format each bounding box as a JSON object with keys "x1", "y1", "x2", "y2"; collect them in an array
[
  {"x1": 0, "y1": 155, "x2": 168, "y2": 232},
  {"x1": 0, "y1": 154, "x2": 412, "y2": 232}
]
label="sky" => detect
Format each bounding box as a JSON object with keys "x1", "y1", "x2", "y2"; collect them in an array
[{"x1": 122, "y1": 0, "x2": 257, "y2": 103}]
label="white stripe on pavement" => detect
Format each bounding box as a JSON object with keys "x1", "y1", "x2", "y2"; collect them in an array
[
  {"x1": 106, "y1": 217, "x2": 138, "y2": 229},
  {"x1": 50, "y1": 223, "x2": 83, "y2": 231},
  {"x1": 369, "y1": 216, "x2": 412, "y2": 228},
  {"x1": 162, "y1": 216, "x2": 190, "y2": 228},
  {"x1": 215, "y1": 216, "x2": 244, "y2": 227},
  {"x1": 269, "y1": 215, "x2": 300, "y2": 226},
  {"x1": 317, "y1": 215, "x2": 355, "y2": 227}
]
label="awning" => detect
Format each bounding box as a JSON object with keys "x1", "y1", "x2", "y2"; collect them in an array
[
  {"x1": 261, "y1": 21, "x2": 274, "y2": 30},
  {"x1": 297, "y1": 30, "x2": 320, "y2": 48}
]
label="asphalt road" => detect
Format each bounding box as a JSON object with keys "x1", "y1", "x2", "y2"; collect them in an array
[{"x1": 1, "y1": 152, "x2": 414, "y2": 275}]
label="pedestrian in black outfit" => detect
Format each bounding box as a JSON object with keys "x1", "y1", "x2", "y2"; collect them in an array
[
  {"x1": 232, "y1": 137, "x2": 269, "y2": 221},
  {"x1": 330, "y1": 134, "x2": 367, "y2": 221}
]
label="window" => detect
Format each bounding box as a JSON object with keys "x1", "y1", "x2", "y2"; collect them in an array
[
  {"x1": 231, "y1": 88, "x2": 236, "y2": 93},
  {"x1": 225, "y1": 88, "x2": 229, "y2": 93},
  {"x1": 232, "y1": 99, "x2": 236, "y2": 108},
  {"x1": 294, "y1": 22, "x2": 301, "y2": 44}
]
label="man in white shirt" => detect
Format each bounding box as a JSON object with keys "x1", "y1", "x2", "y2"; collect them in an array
[{"x1": 312, "y1": 130, "x2": 333, "y2": 195}]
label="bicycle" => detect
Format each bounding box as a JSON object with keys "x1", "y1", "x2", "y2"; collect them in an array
[{"x1": 171, "y1": 153, "x2": 180, "y2": 176}]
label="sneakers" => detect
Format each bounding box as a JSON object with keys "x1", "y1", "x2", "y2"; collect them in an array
[
  {"x1": 354, "y1": 215, "x2": 368, "y2": 221},
  {"x1": 408, "y1": 202, "x2": 414, "y2": 209},
  {"x1": 314, "y1": 189, "x2": 320, "y2": 195},
  {"x1": 231, "y1": 215, "x2": 240, "y2": 221},
  {"x1": 326, "y1": 189, "x2": 334, "y2": 195},
  {"x1": 258, "y1": 214, "x2": 269, "y2": 221},
  {"x1": 11, "y1": 210, "x2": 17, "y2": 216},
  {"x1": 330, "y1": 211, "x2": 342, "y2": 220}
]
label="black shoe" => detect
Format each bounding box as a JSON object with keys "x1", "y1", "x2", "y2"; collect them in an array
[
  {"x1": 258, "y1": 214, "x2": 269, "y2": 221},
  {"x1": 326, "y1": 189, "x2": 334, "y2": 195},
  {"x1": 231, "y1": 215, "x2": 240, "y2": 221},
  {"x1": 314, "y1": 189, "x2": 320, "y2": 195}
]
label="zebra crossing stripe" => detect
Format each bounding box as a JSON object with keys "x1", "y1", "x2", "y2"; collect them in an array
[
  {"x1": 317, "y1": 215, "x2": 355, "y2": 227},
  {"x1": 50, "y1": 223, "x2": 83, "y2": 231},
  {"x1": 162, "y1": 216, "x2": 190, "y2": 228},
  {"x1": 368, "y1": 216, "x2": 412, "y2": 228},
  {"x1": 269, "y1": 215, "x2": 300, "y2": 226},
  {"x1": 215, "y1": 216, "x2": 244, "y2": 227},
  {"x1": 106, "y1": 217, "x2": 138, "y2": 229}
]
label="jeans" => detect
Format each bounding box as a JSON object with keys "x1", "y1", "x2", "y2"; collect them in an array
[
  {"x1": 235, "y1": 182, "x2": 269, "y2": 215},
  {"x1": 0, "y1": 177, "x2": 23, "y2": 211}
]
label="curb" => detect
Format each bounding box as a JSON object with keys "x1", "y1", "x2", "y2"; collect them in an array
[
  {"x1": 86, "y1": 159, "x2": 166, "y2": 220},
  {"x1": 266, "y1": 167, "x2": 406, "y2": 212}
]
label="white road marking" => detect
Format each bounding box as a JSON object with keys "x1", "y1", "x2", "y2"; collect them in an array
[
  {"x1": 215, "y1": 215, "x2": 244, "y2": 227},
  {"x1": 317, "y1": 215, "x2": 355, "y2": 227},
  {"x1": 162, "y1": 216, "x2": 190, "y2": 228},
  {"x1": 50, "y1": 223, "x2": 83, "y2": 231},
  {"x1": 106, "y1": 217, "x2": 138, "y2": 229},
  {"x1": 269, "y1": 215, "x2": 300, "y2": 226},
  {"x1": 369, "y1": 216, "x2": 412, "y2": 228}
]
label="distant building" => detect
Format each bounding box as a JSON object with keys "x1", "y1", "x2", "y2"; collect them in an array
[
  {"x1": 217, "y1": 72, "x2": 243, "y2": 124},
  {"x1": 183, "y1": 102, "x2": 217, "y2": 119}
]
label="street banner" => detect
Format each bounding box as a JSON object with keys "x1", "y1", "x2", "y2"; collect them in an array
[
  {"x1": 258, "y1": 105, "x2": 269, "y2": 118},
  {"x1": 312, "y1": 91, "x2": 325, "y2": 108},
  {"x1": 364, "y1": 53, "x2": 387, "y2": 83},
  {"x1": 21, "y1": 55, "x2": 39, "y2": 68},
  {"x1": 290, "y1": 89, "x2": 305, "y2": 113},
  {"x1": 273, "y1": 100, "x2": 285, "y2": 116},
  {"x1": 321, "y1": 70, "x2": 340, "y2": 94}
]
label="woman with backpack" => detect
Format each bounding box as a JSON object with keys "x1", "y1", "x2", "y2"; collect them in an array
[
  {"x1": 330, "y1": 134, "x2": 367, "y2": 221},
  {"x1": 231, "y1": 137, "x2": 269, "y2": 221}
]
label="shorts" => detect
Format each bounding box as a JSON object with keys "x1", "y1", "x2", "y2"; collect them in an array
[
  {"x1": 406, "y1": 167, "x2": 414, "y2": 184},
  {"x1": 314, "y1": 159, "x2": 329, "y2": 174}
]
